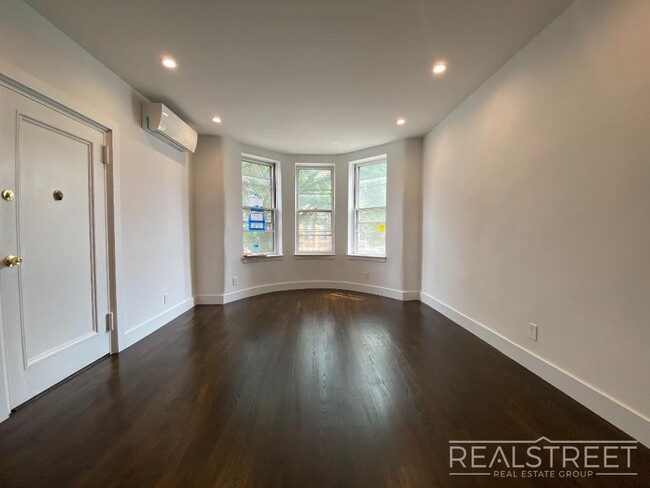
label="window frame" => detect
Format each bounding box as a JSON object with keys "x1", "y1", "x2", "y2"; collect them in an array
[
  {"x1": 294, "y1": 163, "x2": 336, "y2": 256},
  {"x1": 241, "y1": 154, "x2": 281, "y2": 257},
  {"x1": 348, "y1": 155, "x2": 388, "y2": 259}
]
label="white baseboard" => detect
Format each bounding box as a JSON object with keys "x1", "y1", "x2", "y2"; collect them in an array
[
  {"x1": 419, "y1": 291, "x2": 650, "y2": 448},
  {"x1": 402, "y1": 290, "x2": 421, "y2": 301},
  {"x1": 194, "y1": 294, "x2": 224, "y2": 305},
  {"x1": 121, "y1": 297, "x2": 195, "y2": 350},
  {"x1": 195, "y1": 281, "x2": 420, "y2": 305}
]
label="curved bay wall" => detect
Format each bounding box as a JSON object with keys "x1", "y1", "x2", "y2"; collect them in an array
[{"x1": 191, "y1": 136, "x2": 423, "y2": 303}]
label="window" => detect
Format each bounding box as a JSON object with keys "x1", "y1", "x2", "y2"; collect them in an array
[
  {"x1": 351, "y1": 157, "x2": 387, "y2": 257},
  {"x1": 241, "y1": 156, "x2": 279, "y2": 255},
  {"x1": 295, "y1": 165, "x2": 334, "y2": 254}
]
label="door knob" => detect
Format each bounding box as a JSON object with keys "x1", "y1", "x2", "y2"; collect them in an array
[{"x1": 3, "y1": 255, "x2": 22, "y2": 267}]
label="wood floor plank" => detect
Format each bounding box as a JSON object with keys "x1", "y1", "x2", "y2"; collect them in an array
[{"x1": 0, "y1": 290, "x2": 648, "y2": 487}]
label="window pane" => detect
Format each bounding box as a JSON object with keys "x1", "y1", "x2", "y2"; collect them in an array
[
  {"x1": 357, "y1": 162, "x2": 387, "y2": 209},
  {"x1": 242, "y1": 160, "x2": 273, "y2": 208},
  {"x1": 297, "y1": 211, "x2": 332, "y2": 253},
  {"x1": 298, "y1": 193, "x2": 332, "y2": 210},
  {"x1": 243, "y1": 230, "x2": 274, "y2": 254},
  {"x1": 357, "y1": 207, "x2": 385, "y2": 224},
  {"x1": 242, "y1": 208, "x2": 275, "y2": 254},
  {"x1": 297, "y1": 168, "x2": 332, "y2": 210},
  {"x1": 355, "y1": 208, "x2": 386, "y2": 255}
]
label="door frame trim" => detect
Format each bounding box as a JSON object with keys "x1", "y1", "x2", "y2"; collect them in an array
[{"x1": 0, "y1": 72, "x2": 121, "y2": 419}]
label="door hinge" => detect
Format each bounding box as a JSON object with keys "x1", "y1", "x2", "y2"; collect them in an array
[
  {"x1": 105, "y1": 312, "x2": 115, "y2": 332},
  {"x1": 101, "y1": 145, "x2": 110, "y2": 165}
]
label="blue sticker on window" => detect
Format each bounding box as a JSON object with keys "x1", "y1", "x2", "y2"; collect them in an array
[{"x1": 248, "y1": 209, "x2": 266, "y2": 231}]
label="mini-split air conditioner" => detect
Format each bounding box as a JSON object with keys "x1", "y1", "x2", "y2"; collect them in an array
[{"x1": 141, "y1": 103, "x2": 198, "y2": 153}]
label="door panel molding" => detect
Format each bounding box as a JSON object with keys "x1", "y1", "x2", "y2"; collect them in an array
[
  {"x1": 16, "y1": 113, "x2": 102, "y2": 368},
  {"x1": 26, "y1": 331, "x2": 97, "y2": 368}
]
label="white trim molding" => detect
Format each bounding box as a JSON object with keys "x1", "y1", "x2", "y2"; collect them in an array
[
  {"x1": 121, "y1": 297, "x2": 195, "y2": 350},
  {"x1": 196, "y1": 281, "x2": 420, "y2": 305},
  {"x1": 195, "y1": 294, "x2": 224, "y2": 305},
  {"x1": 419, "y1": 291, "x2": 650, "y2": 448}
]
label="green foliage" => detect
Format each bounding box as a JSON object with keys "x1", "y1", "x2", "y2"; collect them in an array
[
  {"x1": 297, "y1": 168, "x2": 332, "y2": 210},
  {"x1": 357, "y1": 162, "x2": 387, "y2": 209},
  {"x1": 297, "y1": 210, "x2": 332, "y2": 253},
  {"x1": 242, "y1": 160, "x2": 274, "y2": 208},
  {"x1": 355, "y1": 161, "x2": 387, "y2": 255}
]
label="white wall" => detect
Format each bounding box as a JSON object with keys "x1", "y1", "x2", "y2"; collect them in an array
[
  {"x1": 192, "y1": 136, "x2": 422, "y2": 302},
  {"x1": 0, "y1": 0, "x2": 195, "y2": 418},
  {"x1": 191, "y1": 137, "x2": 225, "y2": 299},
  {"x1": 421, "y1": 0, "x2": 650, "y2": 444}
]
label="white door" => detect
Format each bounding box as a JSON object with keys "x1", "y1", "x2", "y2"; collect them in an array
[{"x1": 0, "y1": 85, "x2": 110, "y2": 408}]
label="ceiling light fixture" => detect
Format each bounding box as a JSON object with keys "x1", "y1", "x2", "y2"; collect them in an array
[
  {"x1": 161, "y1": 56, "x2": 177, "y2": 69},
  {"x1": 212, "y1": 116, "x2": 222, "y2": 124},
  {"x1": 432, "y1": 62, "x2": 447, "y2": 75},
  {"x1": 396, "y1": 118, "x2": 406, "y2": 126}
]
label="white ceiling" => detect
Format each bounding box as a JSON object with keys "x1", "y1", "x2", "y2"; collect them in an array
[{"x1": 25, "y1": 0, "x2": 572, "y2": 154}]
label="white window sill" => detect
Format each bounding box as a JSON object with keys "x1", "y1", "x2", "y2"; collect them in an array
[
  {"x1": 294, "y1": 254, "x2": 336, "y2": 260},
  {"x1": 242, "y1": 254, "x2": 283, "y2": 263},
  {"x1": 347, "y1": 254, "x2": 387, "y2": 262}
]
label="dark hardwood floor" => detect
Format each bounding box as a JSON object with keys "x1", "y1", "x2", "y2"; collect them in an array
[{"x1": 0, "y1": 290, "x2": 648, "y2": 487}]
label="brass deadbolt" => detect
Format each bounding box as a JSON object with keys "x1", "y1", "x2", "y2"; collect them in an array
[
  {"x1": 53, "y1": 190, "x2": 64, "y2": 201},
  {"x1": 2, "y1": 189, "x2": 14, "y2": 201}
]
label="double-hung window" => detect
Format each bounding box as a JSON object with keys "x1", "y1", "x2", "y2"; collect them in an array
[
  {"x1": 295, "y1": 164, "x2": 335, "y2": 255},
  {"x1": 350, "y1": 157, "x2": 387, "y2": 257},
  {"x1": 241, "y1": 156, "x2": 279, "y2": 255}
]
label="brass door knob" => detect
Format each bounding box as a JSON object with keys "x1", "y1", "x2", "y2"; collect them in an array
[{"x1": 3, "y1": 255, "x2": 22, "y2": 267}]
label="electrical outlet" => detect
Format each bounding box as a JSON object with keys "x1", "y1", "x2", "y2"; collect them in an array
[
  {"x1": 233, "y1": 276, "x2": 238, "y2": 286},
  {"x1": 528, "y1": 323, "x2": 538, "y2": 342},
  {"x1": 163, "y1": 293, "x2": 168, "y2": 305},
  {"x1": 362, "y1": 271, "x2": 369, "y2": 281}
]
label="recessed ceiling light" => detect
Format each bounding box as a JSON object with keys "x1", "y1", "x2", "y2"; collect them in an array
[
  {"x1": 432, "y1": 62, "x2": 447, "y2": 75},
  {"x1": 212, "y1": 116, "x2": 222, "y2": 124},
  {"x1": 396, "y1": 118, "x2": 406, "y2": 126},
  {"x1": 161, "y1": 56, "x2": 177, "y2": 69}
]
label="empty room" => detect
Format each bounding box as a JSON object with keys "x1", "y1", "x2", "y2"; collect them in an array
[{"x1": 0, "y1": 0, "x2": 649, "y2": 486}]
